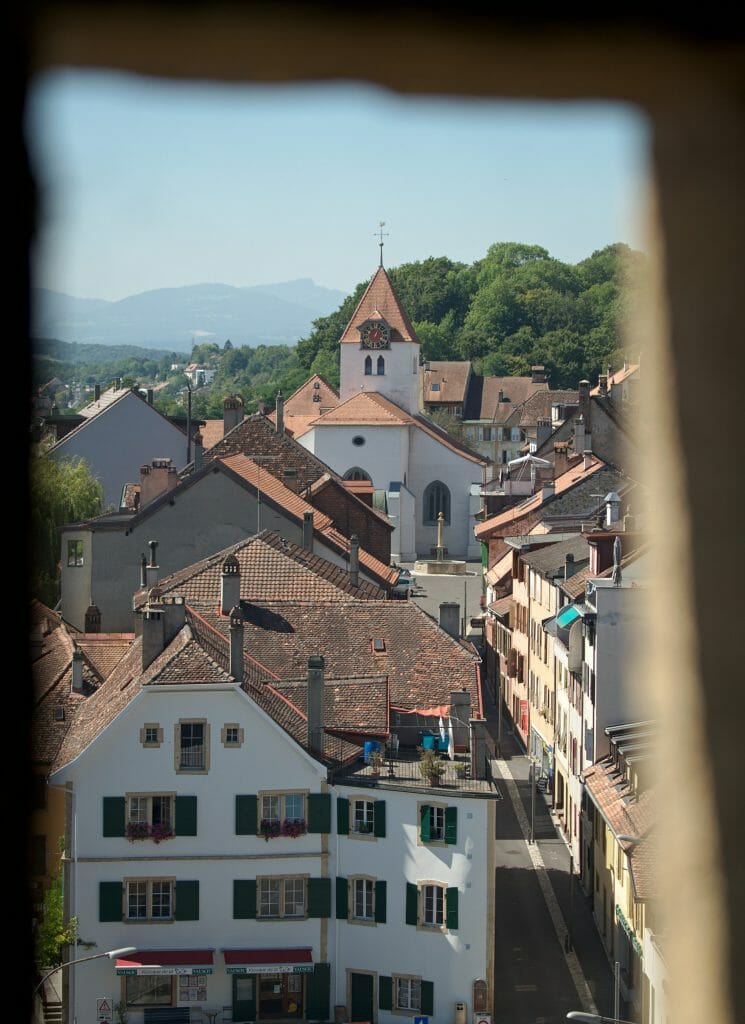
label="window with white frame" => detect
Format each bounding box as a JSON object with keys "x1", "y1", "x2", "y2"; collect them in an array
[
  {"x1": 257, "y1": 876, "x2": 306, "y2": 919},
  {"x1": 427, "y1": 805, "x2": 445, "y2": 842},
  {"x1": 352, "y1": 798, "x2": 375, "y2": 834},
  {"x1": 127, "y1": 794, "x2": 173, "y2": 830},
  {"x1": 421, "y1": 883, "x2": 445, "y2": 927},
  {"x1": 351, "y1": 877, "x2": 374, "y2": 921},
  {"x1": 395, "y1": 976, "x2": 421, "y2": 1011},
  {"x1": 126, "y1": 878, "x2": 173, "y2": 920},
  {"x1": 177, "y1": 720, "x2": 207, "y2": 771},
  {"x1": 260, "y1": 792, "x2": 305, "y2": 824}
]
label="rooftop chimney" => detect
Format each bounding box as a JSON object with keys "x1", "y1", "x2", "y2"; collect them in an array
[
  {"x1": 564, "y1": 552, "x2": 575, "y2": 580},
  {"x1": 94, "y1": 384, "x2": 101, "y2": 402},
  {"x1": 221, "y1": 554, "x2": 241, "y2": 614},
  {"x1": 469, "y1": 718, "x2": 488, "y2": 779},
  {"x1": 578, "y1": 379, "x2": 591, "y2": 428},
  {"x1": 139, "y1": 458, "x2": 178, "y2": 507},
  {"x1": 193, "y1": 429, "x2": 203, "y2": 471},
  {"x1": 439, "y1": 602, "x2": 460, "y2": 639},
  {"x1": 598, "y1": 373, "x2": 609, "y2": 397},
  {"x1": 71, "y1": 647, "x2": 85, "y2": 694},
  {"x1": 302, "y1": 511, "x2": 314, "y2": 552},
  {"x1": 275, "y1": 390, "x2": 285, "y2": 435},
  {"x1": 605, "y1": 491, "x2": 621, "y2": 527},
  {"x1": 84, "y1": 605, "x2": 101, "y2": 633},
  {"x1": 307, "y1": 655, "x2": 325, "y2": 752},
  {"x1": 146, "y1": 540, "x2": 159, "y2": 588},
  {"x1": 141, "y1": 599, "x2": 165, "y2": 671},
  {"x1": 536, "y1": 418, "x2": 552, "y2": 447},
  {"x1": 553, "y1": 442, "x2": 569, "y2": 478},
  {"x1": 574, "y1": 415, "x2": 586, "y2": 455},
  {"x1": 139, "y1": 553, "x2": 147, "y2": 589},
  {"x1": 531, "y1": 365, "x2": 546, "y2": 384},
  {"x1": 349, "y1": 535, "x2": 359, "y2": 588},
  {"x1": 223, "y1": 394, "x2": 244, "y2": 436},
  {"x1": 498, "y1": 389, "x2": 505, "y2": 403},
  {"x1": 229, "y1": 605, "x2": 244, "y2": 683},
  {"x1": 541, "y1": 479, "x2": 556, "y2": 502},
  {"x1": 583, "y1": 449, "x2": 593, "y2": 471},
  {"x1": 146, "y1": 388, "x2": 154, "y2": 405}
]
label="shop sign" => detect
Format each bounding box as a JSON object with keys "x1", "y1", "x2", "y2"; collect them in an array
[
  {"x1": 227, "y1": 965, "x2": 313, "y2": 975},
  {"x1": 116, "y1": 967, "x2": 213, "y2": 976}
]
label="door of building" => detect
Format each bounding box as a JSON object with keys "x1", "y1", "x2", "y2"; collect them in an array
[
  {"x1": 350, "y1": 972, "x2": 374, "y2": 1023},
  {"x1": 233, "y1": 975, "x2": 256, "y2": 1022},
  {"x1": 258, "y1": 974, "x2": 304, "y2": 1019}
]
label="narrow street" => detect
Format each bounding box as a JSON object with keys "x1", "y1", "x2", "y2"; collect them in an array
[{"x1": 408, "y1": 564, "x2": 615, "y2": 1024}]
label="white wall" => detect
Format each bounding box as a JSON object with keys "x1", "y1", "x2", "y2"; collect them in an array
[
  {"x1": 341, "y1": 342, "x2": 420, "y2": 415},
  {"x1": 49, "y1": 392, "x2": 188, "y2": 508},
  {"x1": 301, "y1": 424, "x2": 409, "y2": 492}
]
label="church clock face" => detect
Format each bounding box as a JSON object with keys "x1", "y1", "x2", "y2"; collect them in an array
[{"x1": 361, "y1": 320, "x2": 390, "y2": 349}]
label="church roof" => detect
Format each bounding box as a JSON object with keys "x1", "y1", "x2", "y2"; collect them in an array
[
  {"x1": 307, "y1": 391, "x2": 486, "y2": 465},
  {"x1": 267, "y1": 374, "x2": 340, "y2": 438},
  {"x1": 339, "y1": 266, "x2": 419, "y2": 344}
]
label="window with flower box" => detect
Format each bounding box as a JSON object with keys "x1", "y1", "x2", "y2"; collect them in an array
[
  {"x1": 260, "y1": 792, "x2": 306, "y2": 838},
  {"x1": 235, "y1": 792, "x2": 330, "y2": 837},
  {"x1": 102, "y1": 794, "x2": 197, "y2": 840}
]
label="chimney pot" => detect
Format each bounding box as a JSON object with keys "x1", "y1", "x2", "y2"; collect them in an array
[
  {"x1": 307, "y1": 655, "x2": 325, "y2": 752},
  {"x1": 302, "y1": 511, "x2": 314, "y2": 553},
  {"x1": 229, "y1": 605, "x2": 244, "y2": 682},
  {"x1": 84, "y1": 604, "x2": 102, "y2": 633},
  {"x1": 71, "y1": 647, "x2": 85, "y2": 693},
  {"x1": 349, "y1": 534, "x2": 360, "y2": 588},
  {"x1": 583, "y1": 449, "x2": 593, "y2": 471},
  {"x1": 221, "y1": 554, "x2": 241, "y2": 613},
  {"x1": 275, "y1": 390, "x2": 285, "y2": 435},
  {"x1": 141, "y1": 605, "x2": 165, "y2": 671}
]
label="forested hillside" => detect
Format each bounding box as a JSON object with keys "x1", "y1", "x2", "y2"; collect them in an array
[
  {"x1": 298, "y1": 241, "x2": 644, "y2": 391},
  {"x1": 34, "y1": 242, "x2": 643, "y2": 420}
]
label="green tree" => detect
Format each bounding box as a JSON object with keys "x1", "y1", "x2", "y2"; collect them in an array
[
  {"x1": 34, "y1": 850, "x2": 77, "y2": 968},
  {"x1": 30, "y1": 456, "x2": 104, "y2": 605}
]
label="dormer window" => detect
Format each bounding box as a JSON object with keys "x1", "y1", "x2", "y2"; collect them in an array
[{"x1": 372, "y1": 638, "x2": 386, "y2": 653}]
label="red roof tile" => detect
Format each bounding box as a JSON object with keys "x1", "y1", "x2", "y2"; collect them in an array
[
  {"x1": 339, "y1": 267, "x2": 419, "y2": 345},
  {"x1": 267, "y1": 375, "x2": 340, "y2": 439}
]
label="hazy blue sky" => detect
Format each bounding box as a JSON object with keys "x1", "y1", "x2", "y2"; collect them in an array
[{"x1": 26, "y1": 69, "x2": 649, "y2": 301}]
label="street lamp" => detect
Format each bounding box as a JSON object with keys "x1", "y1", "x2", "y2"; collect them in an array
[
  {"x1": 567, "y1": 1013, "x2": 636, "y2": 1024},
  {"x1": 33, "y1": 947, "x2": 137, "y2": 998}
]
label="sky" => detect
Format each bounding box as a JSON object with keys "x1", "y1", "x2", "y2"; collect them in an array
[{"x1": 26, "y1": 69, "x2": 650, "y2": 302}]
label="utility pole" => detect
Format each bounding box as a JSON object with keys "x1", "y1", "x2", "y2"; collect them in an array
[{"x1": 529, "y1": 760, "x2": 536, "y2": 843}]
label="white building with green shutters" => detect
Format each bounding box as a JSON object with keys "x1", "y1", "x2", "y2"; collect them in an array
[{"x1": 48, "y1": 581, "x2": 499, "y2": 1024}]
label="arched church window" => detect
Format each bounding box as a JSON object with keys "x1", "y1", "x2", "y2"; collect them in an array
[
  {"x1": 364, "y1": 355, "x2": 372, "y2": 375},
  {"x1": 344, "y1": 467, "x2": 372, "y2": 482},
  {"x1": 377, "y1": 355, "x2": 385, "y2": 375},
  {"x1": 423, "y1": 480, "x2": 451, "y2": 525}
]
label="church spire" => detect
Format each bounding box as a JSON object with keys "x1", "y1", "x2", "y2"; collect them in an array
[{"x1": 375, "y1": 221, "x2": 389, "y2": 267}]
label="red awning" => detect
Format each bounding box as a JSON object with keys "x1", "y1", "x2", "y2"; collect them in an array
[
  {"x1": 115, "y1": 950, "x2": 214, "y2": 976},
  {"x1": 223, "y1": 948, "x2": 312, "y2": 966}
]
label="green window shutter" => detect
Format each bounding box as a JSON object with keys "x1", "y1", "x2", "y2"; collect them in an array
[
  {"x1": 446, "y1": 886, "x2": 459, "y2": 930},
  {"x1": 233, "y1": 880, "x2": 257, "y2": 919},
  {"x1": 102, "y1": 797, "x2": 125, "y2": 837},
  {"x1": 445, "y1": 806, "x2": 458, "y2": 845},
  {"x1": 99, "y1": 882, "x2": 122, "y2": 922},
  {"x1": 335, "y1": 876, "x2": 348, "y2": 919},
  {"x1": 420, "y1": 804, "x2": 431, "y2": 843},
  {"x1": 306, "y1": 963, "x2": 330, "y2": 1021},
  {"x1": 421, "y1": 980, "x2": 434, "y2": 1016},
  {"x1": 374, "y1": 880, "x2": 387, "y2": 923},
  {"x1": 378, "y1": 976, "x2": 392, "y2": 1011},
  {"x1": 405, "y1": 882, "x2": 418, "y2": 926},
  {"x1": 337, "y1": 796, "x2": 349, "y2": 835},
  {"x1": 175, "y1": 796, "x2": 197, "y2": 836},
  {"x1": 308, "y1": 877, "x2": 331, "y2": 918},
  {"x1": 235, "y1": 794, "x2": 257, "y2": 835},
  {"x1": 308, "y1": 793, "x2": 331, "y2": 833},
  {"x1": 373, "y1": 800, "x2": 386, "y2": 838},
  {"x1": 175, "y1": 880, "x2": 199, "y2": 921}
]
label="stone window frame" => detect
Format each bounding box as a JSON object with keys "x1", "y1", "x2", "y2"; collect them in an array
[
  {"x1": 140, "y1": 723, "x2": 163, "y2": 748},
  {"x1": 221, "y1": 723, "x2": 244, "y2": 748},
  {"x1": 174, "y1": 719, "x2": 210, "y2": 774}
]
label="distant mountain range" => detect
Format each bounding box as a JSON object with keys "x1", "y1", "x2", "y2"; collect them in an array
[{"x1": 32, "y1": 279, "x2": 348, "y2": 351}]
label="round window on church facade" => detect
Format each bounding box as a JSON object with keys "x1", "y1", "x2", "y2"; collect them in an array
[{"x1": 352, "y1": 435, "x2": 365, "y2": 447}]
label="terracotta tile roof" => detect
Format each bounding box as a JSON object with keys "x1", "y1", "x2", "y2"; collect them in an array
[
  {"x1": 339, "y1": 267, "x2": 419, "y2": 345},
  {"x1": 218, "y1": 457, "x2": 397, "y2": 588},
  {"x1": 423, "y1": 362, "x2": 472, "y2": 404},
  {"x1": 270, "y1": 677, "x2": 389, "y2": 735},
  {"x1": 307, "y1": 391, "x2": 486, "y2": 465},
  {"x1": 590, "y1": 364, "x2": 640, "y2": 394},
  {"x1": 467, "y1": 377, "x2": 548, "y2": 422},
  {"x1": 267, "y1": 375, "x2": 340, "y2": 439},
  {"x1": 147, "y1": 635, "x2": 234, "y2": 685},
  {"x1": 561, "y1": 565, "x2": 594, "y2": 600},
  {"x1": 475, "y1": 455, "x2": 607, "y2": 539},
  {"x1": 584, "y1": 742, "x2": 659, "y2": 901},
  {"x1": 76, "y1": 636, "x2": 137, "y2": 680},
  {"x1": 518, "y1": 389, "x2": 579, "y2": 427},
  {"x1": 132, "y1": 530, "x2": 387, "y2": 606},
  {"x1": 200, "y1": 419, "x2": 225, "y2": 450},
  {"x1": 188, "y1": 599, "x2": 481, "y2": 717}
]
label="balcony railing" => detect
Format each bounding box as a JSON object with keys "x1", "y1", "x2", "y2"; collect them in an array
[{"x1": 179, "y1": 745, "x2": 205, "y2": 769}]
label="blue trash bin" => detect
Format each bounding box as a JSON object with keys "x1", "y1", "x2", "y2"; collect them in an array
[{"x1": 422, "y1": 734, "x2": 436, "y2": 751}]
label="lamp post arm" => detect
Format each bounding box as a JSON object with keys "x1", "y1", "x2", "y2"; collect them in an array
[
  {"x1": 567, "y1": 1012, "x2": 638, "y2": 1024},
  {"x1": 33, "y1": 947, "x2": 136, "y2": 998}
]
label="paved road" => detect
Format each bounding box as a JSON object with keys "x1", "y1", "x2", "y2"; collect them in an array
[{"x1": 408, "y1": 565, "x2": 615, "y2": 1024}]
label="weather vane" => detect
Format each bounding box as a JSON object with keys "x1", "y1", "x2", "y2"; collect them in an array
[{"x1": 375, "y1": 221, "x2": 389, "y2": 267}]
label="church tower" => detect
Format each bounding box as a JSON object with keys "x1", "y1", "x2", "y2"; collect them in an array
[{"x1": 339, "y1": 266, "x2": 421, "y2": 415}]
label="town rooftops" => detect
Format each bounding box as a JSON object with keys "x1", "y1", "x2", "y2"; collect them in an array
[
  {"x1": 518, "y1": 389, "x2": 579, "y2": 427},
  {"x1": 132, "y1": 529, "x2": 387, "y2": 606},
  {"x1": 267, "y1": 374, "x2": 340, "y2": 438},
  {"x1": 520, "y1": 534, "x2": 591, "y2": 578},
  {"x1": 590, "y1": 363, "x2": 640, "y2": 394},
  {"x1": 463, "y1": 375, "x2": 549, "y2": 423},
  {"x1": 339, "y1": 266, "x2": 419, "y2": 345},
  {"x1": 423, "y1": 361, "x2": 472, "y2": 405}
]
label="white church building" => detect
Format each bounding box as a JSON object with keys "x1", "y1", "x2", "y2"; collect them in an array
[{"x1": 298, "y1": 266, "x2": 486, "y2": 560}]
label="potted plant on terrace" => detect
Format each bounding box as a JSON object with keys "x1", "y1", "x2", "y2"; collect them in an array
[
  {"x1": 369, "y1": 750, "x2": 384, "y2": 777},
  {"x1": 419, "y1": 748, "x2": 446, "y2": 786}
]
